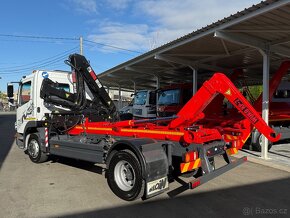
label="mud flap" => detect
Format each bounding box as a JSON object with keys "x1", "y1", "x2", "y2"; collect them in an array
[{"x1": 141, "y1": 142, "x2": 170, "y2": 199}]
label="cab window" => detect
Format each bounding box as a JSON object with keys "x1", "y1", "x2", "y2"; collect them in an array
[
  {"x1": 134, "y1": 91, "x2": 147, "y2": 105},
  {"x1": 20, "y1": 81, "x2": 31, "y2": 105},
  {"x1": 57, "y1": 83, "x2": 70, "y2": 92}
]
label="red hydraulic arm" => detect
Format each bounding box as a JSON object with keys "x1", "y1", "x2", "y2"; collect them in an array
[
  {"x1": 69, "y1": 73, "x2": 280, "y2": 146},
  {"x1": 204, "y1": 69, "x2": 243, "y2": 116},
  {"x1": 169, "y1": 73, "x2": 280, "y2": 143}
]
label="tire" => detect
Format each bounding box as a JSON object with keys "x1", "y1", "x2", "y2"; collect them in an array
[
  {"x1": 27, "y1": 134, "x2": 48, "y2": 163},
  {"x1": 252, "y1": 133, "x2": 273, "y2": 152},
  {"x1": 106, "y1": 150, "x2": 145, "y2": 201}
]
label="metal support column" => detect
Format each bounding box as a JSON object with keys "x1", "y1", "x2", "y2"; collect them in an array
[
  {"x1": 214, "y1": 30, "x2": 273, "y2": 160},
  {"x1": 260, "y1": 49, "x2": 270, "y2": 159},
  {"x1": 118, "y1": 86, "x2": 122, "y2": 110},
  {"x1": 190, "y1": 67, "x2": 197, "y2": 95},
  {"x1": 128, "y1": 80, "x2": 136, "y2": 93},
  {"x1": 156, "y1": 76, "x2": 160, "y2": 89}
]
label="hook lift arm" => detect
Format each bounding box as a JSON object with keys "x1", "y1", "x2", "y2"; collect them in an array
[{"x1": 169, "y1": 73, "x2": 281, "y2": 143}]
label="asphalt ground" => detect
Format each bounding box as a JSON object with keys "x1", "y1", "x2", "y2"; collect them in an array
[{"x1": 1, "y1": 113, "x2": 290, "y2": 218}]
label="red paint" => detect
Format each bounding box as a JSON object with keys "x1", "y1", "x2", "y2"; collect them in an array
[
  {"x1": 69, "y1": 73, "x2": 280, "y2": 146},
  {"x1": 191, "y1": 180, "x2": 201, "y2": 189}
]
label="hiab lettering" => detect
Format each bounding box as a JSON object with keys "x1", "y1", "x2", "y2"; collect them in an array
[
  {"x1": 234, "y1": 98, "x2": 259, "y2": 124},
  {"x1": 149, "y1": 178, "x2": 167, "y2": 193}
]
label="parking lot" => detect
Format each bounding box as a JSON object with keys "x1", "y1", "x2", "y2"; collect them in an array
[{"x1": 1, "y1": 113, "x2": 290, "y2": 218}]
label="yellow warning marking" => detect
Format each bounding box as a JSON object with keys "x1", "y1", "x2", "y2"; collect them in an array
[
  {"x1": 24, "y1": 117, "x2": 36, "y2": 121},
  {"x1": 182, "y1": 163, "x2": 189, "y2": 173},
  {"x1": 74, "y1": 126, "x2": 184, "y2": 136},
  {"x1": 75, "y1": 126, "x2": 112, "y2": 131},
  {"x1": 181, "y1": 158, "x2": 201, "y2": 173},
  {"x1": 120, "y1": 128, "x2": 184, "y2": 136},
  {"x1": 193, "y1": 159, "x2": 201, "y2": 168},
  {"x1": 224, "y1": 89, "x2": 232, "y2": 96},
  {"x1": 242, "y1": 133, "x2": 251, "y2": 144}
]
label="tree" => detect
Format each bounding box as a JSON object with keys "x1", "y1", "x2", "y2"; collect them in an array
[{"x1": 0, "y1": 91, "x2": 7, "y2": 100}]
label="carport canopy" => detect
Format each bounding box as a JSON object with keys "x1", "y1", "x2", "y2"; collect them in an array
[{"x1": 98, "y1": 0, "x2": 290, "y2": 159}]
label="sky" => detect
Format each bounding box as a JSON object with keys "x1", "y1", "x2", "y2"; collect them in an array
[{"x1": 0, "y1": 0, "x2": 262, "y2": 92}]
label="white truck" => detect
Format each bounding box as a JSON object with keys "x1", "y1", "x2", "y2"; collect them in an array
[
  {"x1": 132, "y1": 90, "x2": 156, "y2": 118},
  {"x1": 13, "y1": 70, "x2": 73, "y2": 149}
]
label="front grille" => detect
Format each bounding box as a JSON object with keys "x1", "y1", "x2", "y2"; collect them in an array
[{"x1": 133, "y1": 109, "x2": 142, "y2": 115}]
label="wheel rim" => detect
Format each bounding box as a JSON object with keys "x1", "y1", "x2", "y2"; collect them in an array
[
  {"x1": 28, "y1": 139, "x2": 39, "y2": 158},
  {"x1": 114, "y1": 160, "x2": 136, "y2": 191}
]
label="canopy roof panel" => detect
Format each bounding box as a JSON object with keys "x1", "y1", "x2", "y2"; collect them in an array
[{"x1": 98, "y1": 0, "x2": 290, "y2": 90}]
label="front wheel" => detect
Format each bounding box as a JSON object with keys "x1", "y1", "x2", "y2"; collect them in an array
[
  {"x1": 27, "y1": 134, "x2": 48, "y2": 163},
  {"x1": 106, "y1": 150, "x2": 145, "y2": 201}
]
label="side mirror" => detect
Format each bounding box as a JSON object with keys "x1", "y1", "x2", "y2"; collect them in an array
[{"x1": 7, "y1": 84, "x2": 14, "y2": 98}]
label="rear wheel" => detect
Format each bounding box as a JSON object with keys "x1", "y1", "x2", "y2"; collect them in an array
[
  {"x1": 106, "y1": 150, "x2": 145, "y2": 201},
  {"x1": 252, "y1": 133, "x2": 272, "y2": 152},
  {"x1": 27, "y1": 134, "x2": 48, "y2": 163}
]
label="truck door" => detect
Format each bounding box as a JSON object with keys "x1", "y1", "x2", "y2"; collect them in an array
[{"x1": 16, "y1": 80, "x2": 34, "y2": 134}]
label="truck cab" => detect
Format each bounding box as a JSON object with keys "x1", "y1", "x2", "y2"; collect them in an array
[
  {"x1": 132, "y1": 90, "x2": 156, "y2": 118},
  {"x1": 14, "y1": 70, "x2": 73, "y2": 149},
  {"x1": 157, "y1": 83, "x2": 193, "y2": 117}
]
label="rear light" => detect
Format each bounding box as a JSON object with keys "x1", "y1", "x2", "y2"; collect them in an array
[
  {"x1": 191, "y1": 180, "x2": 201, "y2": 189},
  {"x1": 182, "y1": 151, "x2": 198, "y2": 162}
]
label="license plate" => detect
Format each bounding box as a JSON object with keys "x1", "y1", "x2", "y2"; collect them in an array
[{"x1": 146, "y1": 177, "x2": 168, "y2": 196}]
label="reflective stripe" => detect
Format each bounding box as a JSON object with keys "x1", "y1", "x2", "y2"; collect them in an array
[
  {"x1": 180, "y1": 158, "x2": 201, "y2": 173},
  {"x1": 74, "y1": 126, "x2": 184, "y2": 136},
  {"x1": 121, "y1": 129, "x2": 184, "y2": 136},
  {"x1": 45, "y1": 128, "x2": 48, "y2": 148},
  {"x1": 75, "y1": 126, "x2": 112, "y2": 131},
  {"x1": 226, "y1": 148, "x2": 238, "y2": 155}
]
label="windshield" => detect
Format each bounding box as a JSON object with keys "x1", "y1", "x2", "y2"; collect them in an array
[
  {"x1": 158, "y1": 89, "x2": 180, "y2": 106},
  {"x1": 134, "y1": 91, "x2": 147, "y2": 105}
]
